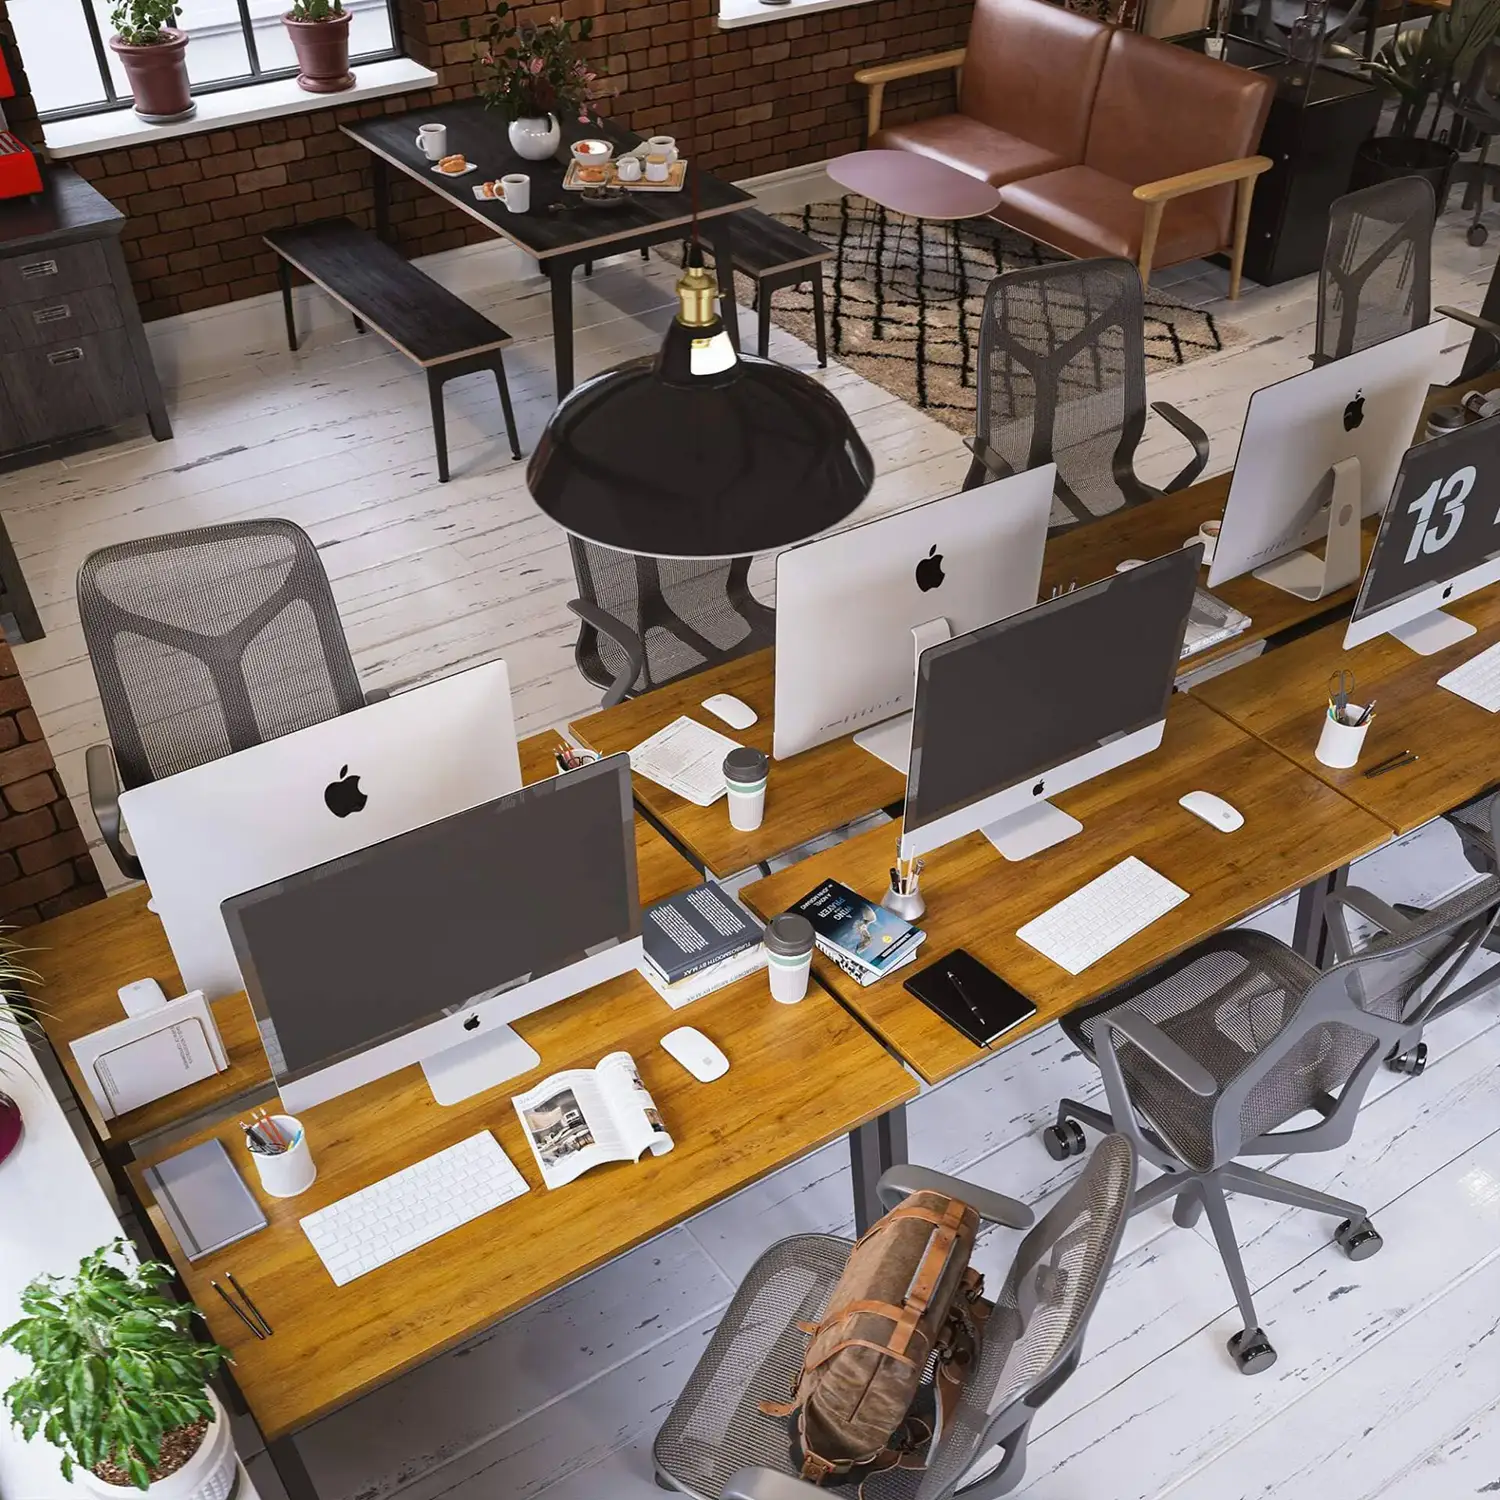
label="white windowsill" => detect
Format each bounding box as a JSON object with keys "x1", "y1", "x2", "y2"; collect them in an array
[
  {"x1": 718, "y1": 0, "x2": 878, "y2": 28},
  {"x1": 41, "y1": 56, "x2": 438, "y2": 160}
]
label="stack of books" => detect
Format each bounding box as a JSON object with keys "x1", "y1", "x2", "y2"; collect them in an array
[
  {"x1": 639, "y1": 883, "x2": 766, "y2": 1009},
  {"x1": 790, "y1": 878, "x2": 926, "y2": 988}
]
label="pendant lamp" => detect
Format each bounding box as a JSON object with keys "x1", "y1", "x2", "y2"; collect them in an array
[{"x1": 527, "y1": 245, "x2": 874, "y2": 559}]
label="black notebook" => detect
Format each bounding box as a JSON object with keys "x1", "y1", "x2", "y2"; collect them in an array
[
  {"x1": 905, "y1": 949, "x2": 1037, "y2": 1048},
  {"x1": 642, "y1": 883, "x2": 763, "y2": 985}
]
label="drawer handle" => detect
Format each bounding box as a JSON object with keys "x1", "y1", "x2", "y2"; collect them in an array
[
  {"x1": 20, "y1": 259, "x2": 59, "y2": 280},
  {"x1": 32, "y1": 304, "x2": 72, "y2": 326},
  {"x1": 47, "y1": 347, "x2": 84, "y2": 366}
]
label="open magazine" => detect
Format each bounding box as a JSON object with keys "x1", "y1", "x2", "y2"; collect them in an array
[{"x1": 512, "y1": 1051, "x2": 673, "y2": 1190}]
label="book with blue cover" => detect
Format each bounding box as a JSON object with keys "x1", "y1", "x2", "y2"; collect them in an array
[{"x1": 791, "y1": 879, "x2": 925, "y2": 979}]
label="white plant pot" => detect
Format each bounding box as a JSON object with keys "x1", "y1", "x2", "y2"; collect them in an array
[
  {"x1": 77, "y1": 1388, "x2": 238, "y2": 1500},
  {"x1": 508, "y1": 113, "x2": 561, "y2": 161}
]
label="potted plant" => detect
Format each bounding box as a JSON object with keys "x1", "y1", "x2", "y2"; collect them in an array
[
  {"x1": 1354, "y1": 0, "x2": 1500, "y2": 195},
  {"x1": 1, "y1": 1241, "x2": 235, "y2": 1497},
  {"x1": 471, "y1": 1, "x2": 604, "y2": 160},
  {"x1": 0, "y1": 930, "x2": 43, "y2": 1168},
  {"x1": 284, "y1": 0, "x2": 355, "y2": 94},
  {"x1": 109, "y1": 0, "x2": 193, "y2": 124}
]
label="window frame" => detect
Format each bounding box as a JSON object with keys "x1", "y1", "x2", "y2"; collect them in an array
[{"x1": 37, "y1": 0, "x2": 404, "y2": 123}]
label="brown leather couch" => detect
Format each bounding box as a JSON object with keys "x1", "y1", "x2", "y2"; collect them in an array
[{"x1": 855, "y1": 0, "x2": 1275, "y2": 297}]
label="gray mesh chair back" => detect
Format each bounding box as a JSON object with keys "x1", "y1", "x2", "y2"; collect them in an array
[
  {"x1": 963, "y1": 259, "x2": 1207, "y2": 526},
  {"x1": 1314, "y1": 179, "x2": 1434, "y2": 366},
  {"x1": 653, "y1": 1137, "x2": 1135, "y2": 1500},
  {"x1": 79, "y1": 519, "x2": 365, "y2": 790},
  {"x1": 568, "y1": 537, "x2": 776, "y2": 707}
]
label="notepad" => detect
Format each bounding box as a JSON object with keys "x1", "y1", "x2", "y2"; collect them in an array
[
  {"x1": 628, "y1": 716, "x2": 742, "y2": 805},
  {"x1": 143, "y1": 1139, "x2": 267, "y2": 1261}
]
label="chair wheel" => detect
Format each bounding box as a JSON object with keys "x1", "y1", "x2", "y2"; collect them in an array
[
  {"x1": 1335, "y1": 1217, "x2": 1383, "y2": 1260},
  {"x1": 1387, "y1": 1042, "x2": 1427, "y2": 1075},
  {"x1": 1228, "y1": 1326, "x2": 1277, "y2": 1374},
  {"x1": 1043, "y1": 1120, "x2": 1087, "y2": 1160},
  {"x1": 1469, "y1": 223, "x2": 1490, "y2": 247}
]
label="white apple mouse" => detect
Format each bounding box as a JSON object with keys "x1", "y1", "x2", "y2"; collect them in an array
[
  {"x1": 1179, "y1": 790, "x2": 1244, "y2": 832},
  {"x1": 701, "y1": 693, "x2": 758, "y2": 731},
  {"x1": 661, "y1": 1026, "x2": 729, "y2": 1082},
  {"x1": 118, "y1": 978, "x2": 168, "y2": 1017}
]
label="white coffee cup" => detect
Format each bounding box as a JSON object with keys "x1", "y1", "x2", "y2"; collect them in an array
[
  {"x1": 764, "y1": 913, "x2": 815, "y2": 1004},
  {"x1": 644, "y1": 153, "x2": 671, "y2": 183},
  {"x1": 501, "y1": 173, "x2": 531, "y2": 213},
  {"x1": 1192, "y1": 519, "x2": 1221, "y2": 565},
  {"x1": 616, "y1": 155, "x2": 644, "y2": 183},
  {"x1": 647, "y1": 135, "x2": 678, "y2": 162},
  {"x1": 723, "y1": 747, "x2": 768, "y2": 832},
  {"x1": 416, "y1": 124, "x2": 448, "y2": 161},
  {"x1": 1315, "y1": 706, "x2": 1370, "y2": 769},
  {"x1": 248, "y1": 1113, "x2": 317, "y2": 1198}
]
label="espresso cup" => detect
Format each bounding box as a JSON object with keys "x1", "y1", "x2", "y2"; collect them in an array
[
  {"x1": 416, "y1": 123, "x2": 447, "y2": 161},
  {"x1": 501, "y1": 173, "x2": 531, "y2": 213},
  {"x1": 647, "y1": 135, "x2": 678, "y2": 162},
  {"x1": 645, "y1": 153, "x2": 670, "y2": 183},
  {"x1": 616, "y1": 155, "x2": 644, "y2": 183}
]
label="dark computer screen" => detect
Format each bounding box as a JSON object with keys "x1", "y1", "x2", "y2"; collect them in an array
[
  {"x1": 223, "y1": 755, "x2": 639, "y2": 1083},
  {"x1": 1351, "y1": 415, "x2": 1500, "y2": 624},
  {"x1": 905, "y1": 547, "x2": 1198, "y2": 834}
]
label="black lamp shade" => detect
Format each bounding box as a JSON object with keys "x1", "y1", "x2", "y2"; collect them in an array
[{"x1": 527, "y1": 339, "x2": 875, "y2": 559}]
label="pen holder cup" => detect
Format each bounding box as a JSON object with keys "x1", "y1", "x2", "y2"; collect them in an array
[
  {"x1": 250, "y1": 1114, "x2": 316, "y2": 1198},
  {"x1": 764, "y1": 914, "x2": 815, "y2": 1005},
  {"x1": 1316, "y1": 708, "x2": 1370, "y2": 770},
  {"x1": 881, "y1": 879, "x2": 926, "y2": 923}
]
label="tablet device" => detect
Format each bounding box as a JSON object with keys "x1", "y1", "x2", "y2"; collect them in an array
[{"x1": 905, "y1": 949, "x2": 1037, "y2": 1048}]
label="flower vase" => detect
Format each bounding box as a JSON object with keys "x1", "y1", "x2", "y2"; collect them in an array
[{"x1": 509, "y1": 114, "x2": 561, "y2": 161}]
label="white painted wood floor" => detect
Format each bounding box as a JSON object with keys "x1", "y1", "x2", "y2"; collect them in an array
[{"x1": 5, "y1": 177, "x2": 1500, "y2": 1500}]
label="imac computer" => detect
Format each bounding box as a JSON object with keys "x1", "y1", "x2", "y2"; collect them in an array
[
  {"x1": 901, "y1": 546, "x2": 1199, "y2": 862},
  {"x1": 120, "y1": 657, "x2": 523, "y2": 1001},
  {"x1": 222, "y1": 754, "x2": 641, "y2": 1111},
  {"x1": 1208, "y1": 320, "x2": 1449, "y2": 602},
  {"x1": 1344, "y1": 413, "x2": 1500, "y2": 654},
  {"x1": 773, "y1": 465, "x2": 1056, "y2": 768}
]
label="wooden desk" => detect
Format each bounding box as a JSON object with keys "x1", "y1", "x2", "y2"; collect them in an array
[
  {"x1": 32, "y1": 732, "x2": 699, "y2": 1148},
  {"x1": 1191, "y1": 587, "x2": 1500, "y2": 836},
  {"x1": 131, "y1": 968, "x2": 915, "y2": 1458},
  {"x1": 739, "y1": 696, "x2": 1389, "y2": 1086}
]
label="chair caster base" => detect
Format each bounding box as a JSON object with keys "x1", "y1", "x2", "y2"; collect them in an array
[
  {"x1": 1172, "y1": 1190, "x2": 1204, "y2": 1228},
  {"x1": 1228, "y1": 1326, "x2": 1277, "y2": 1374},
  {"x1": 1469, "y1": 222, "x2": 1490, "y2": 247},
  {"x1": 1043, "y1": 1120, "x2": 1087, "y2": 1161},
  {"x1": 1387, "y1": 1042, "x2": 1427, "y2": 1075},
  {"x1": 654, "y1": 1472, "x2": 676, "y2": 1490},
  {"x1": 1335, "y1": 1217, "x2": 1383, "y2": 1260}
]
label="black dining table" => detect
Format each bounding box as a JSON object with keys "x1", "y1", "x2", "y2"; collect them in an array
[{"x1": 342, "y1": 101, "x2": 756, "y2": 400}]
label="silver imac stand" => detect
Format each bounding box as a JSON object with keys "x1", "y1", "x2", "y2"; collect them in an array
[
  {"x1": 980, "y1": 802, "x2": 1083, "y2": 861},
  {"x1": 1253, "y1": 457, "x2": 1364, "y2": 601},
  {"x1": 421, "y1": 1027, "x2": 541, "y2": 1106},
  {"x1": 854, "y1": 617, "x2": 953, "y2": 772},
  {"x1": 1388, "y1": 611, "x2": 1477, "y2": 654}
]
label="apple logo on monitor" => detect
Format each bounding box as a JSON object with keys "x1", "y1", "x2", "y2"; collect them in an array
[
  {"x1": 324, "y1": 765, "x2": 368, "y2": 818},
  {"x1": 1343, "y1": 390, "x2": 1365, "y2": 432},
  {"x1": 463, "y1": 1014, "x2": 480, "y2": 1032},
  {"x1": 915, "y1": 545, "x2": 946, "y2": 592},
  {"x1": 1032, "y1": 779, "x2": 1045, "y2": 797}
]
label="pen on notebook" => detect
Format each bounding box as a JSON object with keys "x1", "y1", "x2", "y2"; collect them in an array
[
  {"x1": 946, "y1": 967, "x2": 988, "y2": 1027},
  {"x1": 212, "y1": 1281, "x2": 265, "y2": 1340},
  {"x1": 225, "y1": 1272, "x2": 273, "y2": 1337},
  {"x1": 1364, "y1": 750, "x2": 1417, "y2": 778}
]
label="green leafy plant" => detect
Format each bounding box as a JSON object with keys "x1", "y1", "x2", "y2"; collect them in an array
[
  {"x1": 1, "y1": 1242, "x2": 228, "y2": 1491},
  {"x1": 287, "y1": 0, "x2": 345, "y2": 19},
  {"x1": 467, "y1": 2, "x2": 603, "y2": 124},
  {"x1": 1366, "y1": 0, "x2": 1500, "y2": 137},
  {"x1": 109, "y1": 0, "x2": 183, "y2": 46}
]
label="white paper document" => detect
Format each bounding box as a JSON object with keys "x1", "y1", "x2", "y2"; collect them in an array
[{"x1": 628, "y1": 716, "x2": 742, "y2": 805}]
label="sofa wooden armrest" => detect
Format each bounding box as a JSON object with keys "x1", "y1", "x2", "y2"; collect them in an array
[
  {"x1": 853, "y1": 48, "x2": 967, "y2": 139},
  {"x1": 1132, "y1": 154, "x2": 1273, "y2": 300}
]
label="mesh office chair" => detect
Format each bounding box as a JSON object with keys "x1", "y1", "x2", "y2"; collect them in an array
[
  {"x1": 1313, "y1": 180, "x2": 1433, "y2": 367},
  {"x1": 567, "y1": 538, "x2": 776, "y2": 708},
  {"x1": 962, "y1": 259, "x2": 1208, "y2": 528},
  {"x1": 79, "y1": 519, "x2": 371, "y2": 880},
  {"x1": 1041, "y1": 918, "x2": 1480, "y2": 1374},
  {"x1": 653, "y1": 1139, "x2": 1134, "y2": 1500},
  {"x1": 1445, "y1": 42, "x2": 1500, "y2": 248}
]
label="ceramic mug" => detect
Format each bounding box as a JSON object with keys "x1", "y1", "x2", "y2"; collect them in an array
[
  {"x1": 644, "y1": 153, "x2": 671, "y2": 183},
  {"x1": 416, "y1": 123, "x2": 448, "y2": 161},
  {"x1": 501, "y1": 173, "x2": 531, "y2": 213},
  {"x1": 647, "y1": 135, "x2": 678, "y2": 162},
  {"x1": 616, "y1": 155, "x2": 644, "y2": 183}
]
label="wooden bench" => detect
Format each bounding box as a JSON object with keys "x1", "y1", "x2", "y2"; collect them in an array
[
  {"x1": 727, "y1": 210, "x2": 832, "y2": 367},
  {"x1": 264, "y1": 218, "x2": 522, "y2": 483}
]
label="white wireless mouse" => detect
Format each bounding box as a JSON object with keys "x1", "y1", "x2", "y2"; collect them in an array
[
  {"x1": 118, "y1": 978, "x2": 168, "y2": 1017},
  {"x1": 1179, "y1": 790, "x2": 1244, "y2": 833},
  {"x1": 661, "y1": 1026, "x2": 730, "y2": 1082},
  {"x1": 701, "y1": 693, "x2": 758, "y2": 731}
]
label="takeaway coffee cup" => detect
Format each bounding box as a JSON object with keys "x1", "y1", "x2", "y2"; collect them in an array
[
  {"x1": 723, "y1": 747, "x2": 768, "y2": 832},
  {"x1": 764, "y1": 913, "x2": 815, "y2": 1004}
]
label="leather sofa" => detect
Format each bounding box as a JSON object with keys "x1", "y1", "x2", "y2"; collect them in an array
[{"x1": 854, "y1": 0, "x2": 1275, "y2": 297}]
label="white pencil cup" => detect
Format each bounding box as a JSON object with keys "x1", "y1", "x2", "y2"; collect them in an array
[
  {"x1": 250, "y1": 1114, "x2": 316, "y2": 1198},
  {"x1": 764, "y1": 914, "x2": 815, "y2": 1005},
  {"x1": 1315, "y1": 708, "x2": 1370, "y2": 769},
  {"x1": 724, "y1": 747, "x2": 768, "y2": 832}
]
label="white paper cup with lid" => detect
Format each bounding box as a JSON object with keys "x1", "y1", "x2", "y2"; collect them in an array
[
  {"x1": 724, "y1": 747, "x2": 768, "y2": 832},
  {"x1": 764, "y1": 913, "x2": 815, "y2": 1004}
]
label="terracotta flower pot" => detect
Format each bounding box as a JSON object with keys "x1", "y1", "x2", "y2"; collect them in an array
[
  {"x1": 284, "y1": 11, "x2": 355, "y2": 94},
  {"x1": 109, "y1": 30, "x2": 194, "y2": 124}
]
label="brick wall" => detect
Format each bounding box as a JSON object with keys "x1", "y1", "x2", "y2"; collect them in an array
[{"x1": 6, "y1": 0, "x2": 970, "y2": 321}]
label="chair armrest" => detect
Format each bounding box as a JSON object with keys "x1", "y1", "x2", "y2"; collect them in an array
[
  {"x1": 566, "y1": 599, "x2": 645, "y2": 709},
  {"x1": 723, "y1": 1469, "x2": 826, "y2": 1500},
  {"x1": 854, "y1": 48, "x2": 965, "y2": 139},
  {"x1": 85, "y1": 743, "x2": 143, "y2": 882},
  {"x1": 363, "y1": 686, "x2": 391, "y2": 705},
  {"x1": 1436, "y1": 305, "x2": 1500, "y2": 346},
  {"x1": 1132, "y1": 155, "x2": 1273, "y2": 204},
  {"x1": 1103, "y1": 1011, "x2": 1216, "y2": 1096},
  {"x1": 876, "y1": 1164, "x2": 1035, "y2": 1229},
  {"x1": 1150, "y1": 400, "x2": 1210, "y2": 493},
  {"x1": 1325, "y1": 887, "x2": 1413, "y2": 942}
]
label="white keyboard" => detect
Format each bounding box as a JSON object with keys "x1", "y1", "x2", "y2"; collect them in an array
[
  {"x1": 300, "y1": 1131, "x2": 529, "y2": 1287},
  {"x1": 1016, "y1": 857, "x2": 1189, "y2": 976},
  {"x1": 1438, "y1": 639, "x2": 1500, "y2": 712}
]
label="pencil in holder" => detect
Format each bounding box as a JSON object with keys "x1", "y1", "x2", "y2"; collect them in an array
[
  {"x1": 1316, "y1": 704, "x2": 1371, "y2": 769},
  {"x1": 247, "y1": 1113, "x2": 316, "y2": 1198}
]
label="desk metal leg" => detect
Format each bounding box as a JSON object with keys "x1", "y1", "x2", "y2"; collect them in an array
[
  {"x1": 704, "y1": 219, "x2": 742, "y2": 353},
  {"x1": 266, "y1": 1435, "x2": 320, "y2": 1500},
  {"x1": 1293, "y1": 866, "x2": 1346, "y2": 967},
  {"x1": 550, "y1": 261, "x2": 576, "y2": 400},
  {"x1": 849, "y1": 1104, "x2": 908, "y2": 1235},
  {"x1": 372, "y1": 158, "x2": 391, "y2": 244}
]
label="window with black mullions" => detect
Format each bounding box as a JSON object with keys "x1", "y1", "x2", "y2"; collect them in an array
[{"x1": 9, "y1": 0, "x2": 401, "y2": 122}]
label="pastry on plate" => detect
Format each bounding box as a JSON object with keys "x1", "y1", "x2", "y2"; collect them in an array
[
  {"x1": 575, "y1": 164, "x2": 608, "y2": 185},
  {"x1": 437, "y1": 154, "x2": 469, "y2": 175}
]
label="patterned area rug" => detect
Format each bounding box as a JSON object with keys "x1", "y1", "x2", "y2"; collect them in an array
[{"x1": 759, "y1": 196, "x2": 1243, "y2": 437}]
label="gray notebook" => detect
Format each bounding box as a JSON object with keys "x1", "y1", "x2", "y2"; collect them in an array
[{"x1": 144, "y1": 1138, "x2": 267, "y2": 1261}]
